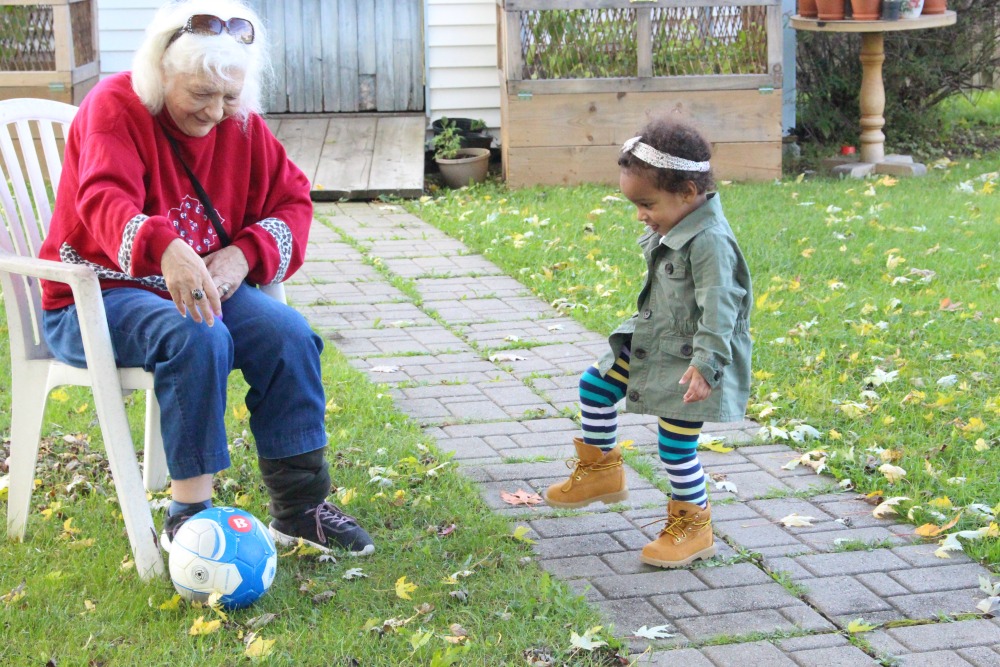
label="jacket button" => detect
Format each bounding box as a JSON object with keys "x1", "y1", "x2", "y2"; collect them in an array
[
  {"x1": 642, "y1": 309, "x2": 652, "y2": 319},
  {"x1": 634, "y1": 348, "x2": 647, "y2": 360},
  {"x1": 681, "y1": 343, "x2": 693, "y2": 356},
  {"x1": 628, "y1": 390, "x2": 640, "y2": 401},
  {"x1": 664, "y1": 262, "x2": 674, "y2": 275}
]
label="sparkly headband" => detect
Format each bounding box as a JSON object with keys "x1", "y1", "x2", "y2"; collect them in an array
[{"x1": 621, "y1": 136, "x2": 710, "y2": 172}]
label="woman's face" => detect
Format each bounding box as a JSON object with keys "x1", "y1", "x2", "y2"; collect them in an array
[{"x1": 163, "y1": 69, "x2": 245, "y2": 137}]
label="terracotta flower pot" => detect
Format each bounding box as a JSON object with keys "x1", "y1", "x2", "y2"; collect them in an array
[
  {"x1": 922, "y1": 0, "x2": 946, "y2": 14},
  {"x1": 851, "y1": 0, "x2": 882, "y2": 19},
  {"x1": 815, "y1": 0, "x2": 845, "y2": 20},
  {"x1": 798, "y1": 0, "x2": 818, "y2": 17}
]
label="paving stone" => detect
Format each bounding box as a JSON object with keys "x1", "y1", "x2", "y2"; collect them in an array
[
  {"x1": 440, "y1": 421, "x2": 531, "y2": 437},
  {"x1": 722, "y1": 470, "x2": 797, "y2": 499},
  {"x1": 746, "y1": 497, "x2": 839, "y2": 532},
  {"x1": 684, "y1": 582, "x2": 802, "y2": 614},
  {"x1": 700, "y1": 640, "x2": 798, "y2": 665},
  {"x1": 673, "y1": 610, "x2": 805, "y2": 644},
  {"x1": 778, "y1": 605, "x2": 836, "y2": 632},
  {"x1": 886, "y1": 590, "x2": 983, "y2": 619},
  {"x1": 590, "y1": 571, "x2": 707, "y2": 600},
  {"x1": 892, "y1": 543, "x2": 973, "y2": 567},
  {"x1": 797, "y1": 526, "x2": 909, "y2": 553},
  {"x1": 540, "y1": 555, "x2": 616, "y2": 579},
  {"x1": 856, "y1": 572, "x2": 910, "y2": 597},
  {"x1": 691, "y1": 562, "x2": 773, "y2": 588},
  {"x1": 713, "y1": 517, "x2": 804, "y2": 550},
  {"x1": 480, "y1": 461, "x2": 568, "y2": 481},
  {"x1": 595, "y1": 597, "x2": 677, "y2": 640},
  {"x1": 632, "y1": 648, "x2": 715, "y2": 666},
  {"x1": 613, "y1": 528, "x2": 654, "y2": 552},
  {"x1": 800, "y1": 576, "x2": 894, "y2": 616},
  {"x1": 764, "y1": 556, "x2": 814, "y2": 581},
  {"x1": 887, "y1": 563, "x2": 990, "y2": 594},
  {"x1": 885, "y1": 618, "x2": 1000, "y2": 651},
  {"x1": 957, "y1": 646, "x2": 1000, "y2": 667},
  {"x1": 794, "y1": 549, "x2": 911, "y2": 577},
  {"x1": 778, "y1": 633, "x2": 853, "y2": 651},
  {"x1": 865, "y1": 630, "x2": 909, "y2": 658},
  {"x1": 788, "y1": 646, "x2": 880, "y2": 666},
  {"x1": 893, "y1": 651, "x2": 976, "y2": 666},
  {"x1": 533, "y1": 533, "x2": 626, "y2": 559},
  {"x1": 529, "y1": 513, "x2": 636, "y2": 538}
]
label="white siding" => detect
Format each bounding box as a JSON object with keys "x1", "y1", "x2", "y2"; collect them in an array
[
  {"x1": 97, "y1": 0, "x2": 160, "y2": 76},
  {"x1": 425, "y1": 0, "x2": 501, "y2": 131},
  {"x1": 96, "y1": 0, "x2": 503, "y2": 129}
]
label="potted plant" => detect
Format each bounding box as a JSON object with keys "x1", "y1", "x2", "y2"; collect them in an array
[
  {"x1": 900, "y1": 0, "x2": 924, "y2": 18},
  {"x1": 815, "y1": 0, "x2": 845, "y2": 19},
  {"x1": 432, "y1": 123, "x2": 490, "y2": 188},
  {"x1": 798, "y1": 0, "x2": 818, "y2": 17},
  {"x1": 431, "y1": 116, "x2": 492, "y2": 150},
  {"x1": 921, "y1": 0, "x2": 945, "y2": 14},
  {"x1": 851, "y1": 0, "x2": 881, "y2": 19}
]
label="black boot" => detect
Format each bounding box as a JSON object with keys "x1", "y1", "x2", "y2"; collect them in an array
[{"x1": 259, "y1": 449, "x2": 375, "y2": 557}]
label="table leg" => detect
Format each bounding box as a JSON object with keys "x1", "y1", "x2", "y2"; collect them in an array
[{"x1": 859, "y1": 32, "x2": 886, "y2": 165}]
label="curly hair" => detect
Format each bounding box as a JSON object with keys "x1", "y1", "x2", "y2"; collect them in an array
[
  {"x1": 618, "y1": 118, "x2": 715, "y2": 194},
  {"x1": 131, "y1": 0, "x2": 271, "y2": 127}
]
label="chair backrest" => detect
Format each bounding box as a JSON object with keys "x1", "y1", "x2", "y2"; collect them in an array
[{"x1": 0, "y1": 98, "x2": 77, "y2": 362}]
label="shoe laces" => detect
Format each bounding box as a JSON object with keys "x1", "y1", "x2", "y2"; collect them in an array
[
  {"x1": 307, "y1": 501, "x2": 358, "y2": 544},
  {"x1": 559, "y1": 454, "x2": 622, "y2": 492},
  {"x1": 642, "y1": 509, "x2": 710, "y2": 540}
]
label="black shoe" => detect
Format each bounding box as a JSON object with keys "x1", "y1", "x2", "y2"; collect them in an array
[
  {"x1": 269, "y1": 501, "x2": 375, "y2": 557},
  {"x1": 159, "y1": 501, "x2": 211, "y2": 554}
]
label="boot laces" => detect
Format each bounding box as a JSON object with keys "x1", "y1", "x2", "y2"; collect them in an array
[
  {"x1": 559, "y1": 455, "x2": 622, "y2": 491},
  {"x1": 642, "y1": 509, "x2": 710, "y2": 540},
  {"x1": 306, "y1": 501, "x2": 358, "y2": 543}
]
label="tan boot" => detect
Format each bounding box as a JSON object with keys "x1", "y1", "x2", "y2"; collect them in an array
[
  {"x1": 544, "y1": 438, "x2": 628, "y2": 509},
  {"x1": 640, "y1": 499, "x2": 716, "y2": 568}
]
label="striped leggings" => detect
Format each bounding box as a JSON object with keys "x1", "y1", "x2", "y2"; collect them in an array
[{"x1": 579, "y1": 346, "x2": 708, "y2": 507}]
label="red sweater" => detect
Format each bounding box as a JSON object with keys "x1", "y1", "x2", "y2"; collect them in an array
[{"x1": 40, "y1": 72, "x2": 312, "y2": 310}]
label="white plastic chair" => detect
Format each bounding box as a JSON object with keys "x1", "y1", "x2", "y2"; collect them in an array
[{"x1": 0, "y1": 98, "x2": 286, "y2": 581}]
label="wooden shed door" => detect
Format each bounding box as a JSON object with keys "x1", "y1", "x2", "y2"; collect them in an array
[{"x1": 247, "y1": 0, "x2": 424, "y2": 113}]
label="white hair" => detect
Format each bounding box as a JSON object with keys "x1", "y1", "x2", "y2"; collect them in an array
[{"x1": 131, "y1": 0, "x2": 271, "y2": 124}]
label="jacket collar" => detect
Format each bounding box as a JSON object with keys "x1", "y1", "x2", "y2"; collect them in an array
[{"x1": 657, "y1": 192, "x2": 723, "y2": 250}]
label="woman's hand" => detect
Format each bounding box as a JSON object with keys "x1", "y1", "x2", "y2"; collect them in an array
[
  {"x1": 161, "y1": 239, "x2": 220, "y2": 325},
  {"x1": 679, "y1": 366, "x2": 712, "y2": 403},
  {"x1": 204, "y1": 246, "x2": 250, "y2": 302}
]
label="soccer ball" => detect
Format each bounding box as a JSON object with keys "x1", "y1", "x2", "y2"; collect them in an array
[{"x1": 168, "y1": 507, "x2": 277, "y2": 609}]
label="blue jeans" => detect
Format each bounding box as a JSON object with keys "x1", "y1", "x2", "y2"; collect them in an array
[{"x1": 42, "y1": 284, "x2": 328, "y2": 480}]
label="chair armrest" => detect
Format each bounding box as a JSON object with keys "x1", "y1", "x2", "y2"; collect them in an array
[{"x1": 0, "y1": 252, "x2": 97, "y2": 287}]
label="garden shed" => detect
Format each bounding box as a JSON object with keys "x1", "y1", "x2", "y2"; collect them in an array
[{"x1": 496, "y1": 0, "x2": 784, "y2": 186}]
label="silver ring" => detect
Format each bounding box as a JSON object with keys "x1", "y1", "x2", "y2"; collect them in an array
[
  {"x1": 191, "y1": 288, "x2": 205, "y2": 301},
  {"x1": 219, "y1": 283, "x2": 231, "y2": 296}
]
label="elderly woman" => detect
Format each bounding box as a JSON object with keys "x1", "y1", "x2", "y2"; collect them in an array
[{"x1": 38, "y1": 0, "x2": 374, "y2": 557}]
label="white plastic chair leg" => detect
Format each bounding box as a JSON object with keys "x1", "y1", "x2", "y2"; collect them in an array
[
  {"x1": 5, "y1": 368, "x2": 49, "y2": 539},
  {"x1": 142, "y1": 389, "x2": 167, "y2": 492}
]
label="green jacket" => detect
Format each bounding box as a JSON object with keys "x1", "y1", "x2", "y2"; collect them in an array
[{"x1": 598, "y1": 193, "x2": 753, "y2": 422}]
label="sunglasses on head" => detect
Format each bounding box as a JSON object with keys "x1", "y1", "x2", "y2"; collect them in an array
[{"x1": 168, "y1": 14, "x2": 255, "y2": 46}]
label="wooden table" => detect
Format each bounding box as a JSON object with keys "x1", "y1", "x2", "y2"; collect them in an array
[{"x1": 791, "y1": 11, "x2": 957, "y2": 177}]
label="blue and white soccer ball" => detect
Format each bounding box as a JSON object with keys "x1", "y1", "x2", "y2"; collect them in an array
[{"x1": 168, "y1": 507, "x2": 277, "y2": 609}]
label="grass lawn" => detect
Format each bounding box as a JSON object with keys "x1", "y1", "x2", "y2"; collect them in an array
[
  {"x1": 406, "y1": 153, "x2": 1000, "y2": 566},
  {"x1": 0, "y1": 290, "x2": 617, "y2": 665}
]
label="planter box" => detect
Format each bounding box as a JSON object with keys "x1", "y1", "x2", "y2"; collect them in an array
[
  {"x1": 497, "y1": 0, "x2": 784, "y2": 187},
  {"x1": 0, "y1": 0, "x2": 99, "y2": 104}
]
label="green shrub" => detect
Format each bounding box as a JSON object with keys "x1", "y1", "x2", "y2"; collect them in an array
[{"x1": 795, "y1": 0, "x2": 1000, "y2": 147}]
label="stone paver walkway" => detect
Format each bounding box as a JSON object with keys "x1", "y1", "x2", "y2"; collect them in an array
[{"x1": 291, "y1": 202, "x2": 998, "y2": 666}]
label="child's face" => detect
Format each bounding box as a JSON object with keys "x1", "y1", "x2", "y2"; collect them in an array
[{"x1": 619, "y1": 169, "x2": 703, "y2": 236}]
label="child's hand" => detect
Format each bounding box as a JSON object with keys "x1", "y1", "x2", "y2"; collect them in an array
[{"x1": 679, "y1": 366, "x2": 712, "y2": 403}]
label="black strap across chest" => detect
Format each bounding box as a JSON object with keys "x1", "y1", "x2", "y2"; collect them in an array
[{"x1": 162, "y1": 131, "x2": 232, "y2": 246}]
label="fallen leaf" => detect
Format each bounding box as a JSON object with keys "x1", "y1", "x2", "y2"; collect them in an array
[
  {"x1": 370, "y1": 365, "x2": 400, "y2": 373},
  {"x1": 780, "y1": 513, "x2": 817, "y2": 527},
  {"x1": 489, "y1": 352, "x2": 526, "y2": 363},
  {"x1": 977, "y1": 597, "x2": 1000, "y2": 614},
  {"x1": 569, "y1": 626, "x2": 607, "y2": 651},
  {"x1": 847, "y1": 618, "x2": 878, "y2": 633},
  {"x1": 878, "y1": 464, "x2": 907, "y2": 483},
  {"x1": 713, "y1": 480, "x2": 738, "y2": 494},
  {"x1": 872, "y1": 496, "x2": 910, "y2": 518},
  {"x1": 188, "y1": 616, "x2": 221, "y2": 636},
  {"x1": 342, "y1": 568, "x2": 367, "y2": 580},
  {"x1": 500, "y1": 489, "x2": 543, "y2": 507},
  {"x1": 511, "y1": 525, "x2": 535, "y2": 544},
  {"x1": 914, "y1": 512, "x2": 963, "y2": 538},
  {"x1": 395, "y1": 576, "x2": 417, "y2": 600},
  {"x1": 633, "y1": 624, "x2": 674, "y2": 639},
  {"x1": 244, "y1": 635, "x2": 276, "y2": 659},
  {"x1": 698, "y1": 439, "x2": 733, "y2": 453}
]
